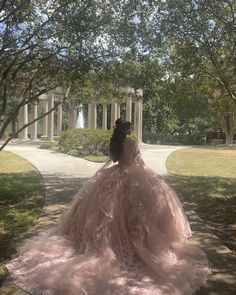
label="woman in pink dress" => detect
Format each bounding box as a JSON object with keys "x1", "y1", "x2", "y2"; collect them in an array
[{"x1": 7, "y1": 118, "x2": 210, "y2": 295}]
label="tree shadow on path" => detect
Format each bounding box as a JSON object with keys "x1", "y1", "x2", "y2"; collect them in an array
[{"x1": 35, "y1": 174, "x2": 89, "y2": 232}]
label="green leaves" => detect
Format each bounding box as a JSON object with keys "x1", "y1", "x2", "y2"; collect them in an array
[{"x1": 0, "y1": 0, "x2": 153, "y2": 142}]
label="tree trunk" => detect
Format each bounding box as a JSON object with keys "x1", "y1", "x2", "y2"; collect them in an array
[
  {"x1": 0, "y1": 121, "x2": 7, "y2": 140},
  {"x1": 225, "y1": 131, "x2": 235, "y2": 146},
  {"x1": 222, "y1": 108, "x2": 236, "y2": 146},
  {"x1": 12, "y1": 118, "x2": 17, "y2": 138}
]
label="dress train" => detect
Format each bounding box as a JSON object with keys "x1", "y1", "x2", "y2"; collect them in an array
[{"x1": 7, "y1": 138, "x2": 210, "y2": 294}]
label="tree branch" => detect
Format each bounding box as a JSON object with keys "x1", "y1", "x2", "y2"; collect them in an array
[
  {"x1": 0, "y1": 85, "x2": 7, "y2": 127},
  {"x1": 200, "y1": 69, "x2": 225, "y2": 86},
  {"x1": 0, "y1": 44, "x2": 37, "y2": 62},
  {"x1": 206, "y1": 2, "x2": 236, "y2": 29},
  {"x1": 0, "y1": 0, "x2": 7, "y2": 13},
  {"x1": 203, "y1": 39, "x2": 236, "y2": 101},
  {"x1": 21, "y1": 3, "x2": 66, "y2": 49},
  {"x1": 0, "y1": 0, "x2": 30, "y2": 23}
]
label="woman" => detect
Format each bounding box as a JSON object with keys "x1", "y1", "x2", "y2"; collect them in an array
[{"x1": 7, "y1": 118, "x2": 210, "y2": 295}]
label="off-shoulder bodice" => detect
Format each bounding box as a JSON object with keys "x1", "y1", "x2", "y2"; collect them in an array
[{"x1": 119, "y1": 138, "x2": 144, "y2": 165}]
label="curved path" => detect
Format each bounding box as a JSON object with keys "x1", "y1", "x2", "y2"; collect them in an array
[{"x1": 1, "y1": 142, "x2": 236, "y2": 294}]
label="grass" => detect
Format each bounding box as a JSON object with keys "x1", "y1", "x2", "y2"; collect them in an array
[
  {"x1": 39, "y1": 144, "x2": 107, "y2": 163},
  {"x1": 84, "y1": 155, "x2": 107, "y2": 163},
  {"x1": 0, "y1": 151, "x2": 44, "y2": 286},
  {"x1": 167, "y1": 146, "x2": 236, "y2": 178},
  {"x1": 166, "y1": 147, "x2": 236, "y2": 250}
]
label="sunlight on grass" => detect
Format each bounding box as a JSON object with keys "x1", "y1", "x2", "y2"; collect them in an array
[
  {"x1": 167, "y1": 147, "x2": 236, "y2": 178},
  {"x1": 0, "y1": 150, "x2": 34, "y2": 173},
  {"x1": 0, "y1": 151, "x2": 44, "y2": 285},
  {"x1": 84, "y1": 155, "x2": 107, "y2": 163}
]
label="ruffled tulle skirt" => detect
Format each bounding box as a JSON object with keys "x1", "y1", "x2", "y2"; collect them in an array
[{"x1": 7, "y1": 163, "x2": 210, "y2": 294}]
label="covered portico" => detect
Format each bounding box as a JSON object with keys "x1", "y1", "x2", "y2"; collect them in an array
[{"x1": 17, "y1": 86, "x2": 144, "y2": 143}]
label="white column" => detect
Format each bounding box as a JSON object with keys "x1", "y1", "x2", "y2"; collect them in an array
[
  {"x1": 134, "y1": 88, "x2": 143, "y2": 143},
  {"x1": 126, "y1": 96, "x2": 132, "y2": 122},
  {"x1": 88, "y1": 103, "x2": 92, "y2": 128},
  {"x1": 111, "y1": 100, "x2": 118, "y2": 127},
  {"x1": 117, "y1": 103, "x2": 120, "y2": 119},
  {"x1": 47, "y1": 94, "x2": 54, "y2": 140},
  {"x1": 102, "y1": 104, "x2": 107, "y2": 130},
  {"x1": 31, "y1": 103, "x2": 38, "y2": 140},
  {"x1": 134, "y1": 99, "x2": 142, "y2": 143},
  {"x1": 43, "y1": 100, "x2": 48, "y2": 137},
  {"x1": 90, "y1": 102, "x2": 97, "y2": 129},
  {"x1": 18, "y1": 107, "x2": 23, "y2": 135},
  {"x1": 68, "y1": 103, "x2": 77, "y2": 129},
  {"x1": 19, "y1": 104, "x2": 29, "y2": 140},
  {"x1": 57, "y1": 104, "x2": 63, "y2": 134},
  {"x1": 134, "y1": 100, "x2": 138, "y2": 135},
  {"x1": 140, "y1": 100, "x2": 143, "y2": 143}
]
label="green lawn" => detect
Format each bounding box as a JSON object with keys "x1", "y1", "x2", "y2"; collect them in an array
[
  {"x1": 39, "y1": 142, "x2": 107, "y2": 163},
  {"x1": 84, "y1": 155, "x2": 108, "y2": 163},
  {"x1": 0, "y1": 151, "x2": 44, "y2": 286},
  {"x1": 166, "y1": 147, "x2": 236, "y2": 250}
]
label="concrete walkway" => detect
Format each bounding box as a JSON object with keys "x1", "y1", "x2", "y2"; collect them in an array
[{"x1": 1, "y1": 142, "x2": 236, "y2": 294}]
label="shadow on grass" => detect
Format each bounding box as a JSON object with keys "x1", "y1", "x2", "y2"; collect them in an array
[
  {"x1": 0, "y1": 171, "x2": 44, "y2": 286},
  {"x1": 0, "y1": 172, "x2": 88, "y2": 287},
  {"x1": 166, "y1": 174, "x2": 236, "y2": 294},
  {"x1": 166, "y1": 174, "x2": 236, "y2": 246}
]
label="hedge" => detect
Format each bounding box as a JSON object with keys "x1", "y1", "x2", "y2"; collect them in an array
[
  {"x1": 143, "y1": 132, "x2": 205, "y2": 145},
  {"x1": 59, "y1": 128, "x2": 112, "y2": 156},
  {"x1": 59, "y1": 128, "x2": 136, "y2": 157}
]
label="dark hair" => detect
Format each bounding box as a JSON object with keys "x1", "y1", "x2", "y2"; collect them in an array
[{"x1": 109, "y1": 118, "x2": 132, "y2": 162}]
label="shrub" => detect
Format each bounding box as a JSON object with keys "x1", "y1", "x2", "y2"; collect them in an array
[
  {"x1": 143, "y1": 132, "x2": 205, "y2": 145},
  {"x1": 59, "y1": 128, "x2": 137, "y2": 156},
  {"x1": 59, "y1": 128, "x2": 112, "y2": 156},
  {"x1": 67, "y1": 149, "x2": 81, "y2": 157},
  {"x1": 39, "y1": 141, "x2": 58, "y2": 150}
]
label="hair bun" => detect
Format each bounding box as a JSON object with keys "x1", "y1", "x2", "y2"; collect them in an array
[{"x1": 115, "y1": 118, "x2": 122, "y2": 127}]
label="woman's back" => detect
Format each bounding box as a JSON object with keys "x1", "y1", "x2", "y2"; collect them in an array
[{"x1": 119, "y1": 138, "x2": 142, "y2": 165}]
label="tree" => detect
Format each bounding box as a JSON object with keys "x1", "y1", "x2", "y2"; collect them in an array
[
  {"x1": 0, "y1": 0, "x2": 148, "y2": 149},
  {"x1": 143, "y1": 68, "x2": 213, "y2": 137},
  {"x1": 157, "y1": 0, "x2": 236, "y2": 100},
  {"x1": 135, "y1": 0, "x2": 236, "y2": 144},
  {"x1": 144, "y1": 95, "x2": 179, "y2": 135},
  {"x1": 209, "y1": 91, "x2": 236, "y2": 145}
]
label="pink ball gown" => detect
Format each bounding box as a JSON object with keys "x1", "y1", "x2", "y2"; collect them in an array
[{"x1": 7, "y1": 138, "x2": 210, "y2": 295}]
